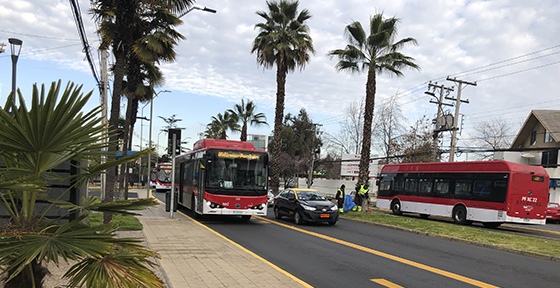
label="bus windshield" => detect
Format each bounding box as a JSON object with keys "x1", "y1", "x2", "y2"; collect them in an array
[
  {"x1": 157, "y1": 165, "x2": 172, "y2": 183},
  {"x1": 206, "y1": 150, "x2": 268, "y2": 191}
]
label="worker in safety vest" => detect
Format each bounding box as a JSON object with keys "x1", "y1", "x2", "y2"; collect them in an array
[
  {"x1": 352, "y1": 183, "x2": 369, "y2": 212},
  {"x1": 335, "y1": 184, "x2": 345, "y2": 213}
]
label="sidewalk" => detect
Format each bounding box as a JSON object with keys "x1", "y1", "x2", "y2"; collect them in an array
[{"x1": 132, "y1": 189, "x2": 307, "y2": 288}]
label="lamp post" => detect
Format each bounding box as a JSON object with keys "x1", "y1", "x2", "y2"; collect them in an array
[
  {"x1": 146, "y1": 90, "x2": 170, "y2": 198},
  {"x1": 9, "y1": 38, "x2": 23, "y2": 111},
  {"x1": 157, "y1": 130, "x2": 165, "y2": 164},
  {"x1": 137, "y1": 116, "x2": 149, "y2": 188},
  {"x1": 178, "y1": 4, "x2": 217, "y2": 18}
]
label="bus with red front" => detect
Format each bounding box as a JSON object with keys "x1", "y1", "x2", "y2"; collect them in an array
[
  {"x1": 149, "y1": 163, "x2": 172, "y2": 192},
  {"x1": 377, "y1": 160, "x2": 549, "y2": 228},
  {"x1": 175, "y1": 139, "x2": 268, "y2": 220}
]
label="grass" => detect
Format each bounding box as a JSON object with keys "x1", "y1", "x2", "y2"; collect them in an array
[
  {"x1": 341, "y1": 210, "x2": 560, "y2": 259},
  {"x1": 88, "y1": 213, "x2": 143, "y2": 231}
]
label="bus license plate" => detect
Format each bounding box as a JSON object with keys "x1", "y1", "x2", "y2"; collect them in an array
[{"x1": 320, "y1": 214, "x2": 330, "y2": 218}]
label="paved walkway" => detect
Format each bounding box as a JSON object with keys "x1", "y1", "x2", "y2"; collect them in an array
[{"x1": 132, "y1": 189, "x2": 307, "y2": 288}]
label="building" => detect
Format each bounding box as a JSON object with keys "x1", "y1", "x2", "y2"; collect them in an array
[
  {"x1": 247, "y1": 134, "x2": 271, "y2": 152},
  {"x1": 494, "y1": 110, "x2": 560, "y2": 203}
]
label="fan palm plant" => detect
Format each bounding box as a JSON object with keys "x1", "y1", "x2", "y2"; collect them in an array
[
  {"x1": 251, "y1": 0, "x2": 314, "y2": 193},
  {"x1": 0, "y1": 81, "x2": 162, "y2": 288},
  {"x1": 328, "y1": 13, "x2": 419, "y2": 185},
  {"x1": 206, "y1": 112, "x2": 240, "y2": 139},
  {"x1": 228, "y1": 99, "x2": 268, "y2": 141}
]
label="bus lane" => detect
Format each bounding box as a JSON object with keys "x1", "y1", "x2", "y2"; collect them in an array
[{"x1": 204, "y1": 210, "x2": 560, "y2": 288}]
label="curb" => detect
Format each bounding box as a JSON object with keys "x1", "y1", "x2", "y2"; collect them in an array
[{"x1": 341, "y1": 216, "x2": 560, "y2": 263}]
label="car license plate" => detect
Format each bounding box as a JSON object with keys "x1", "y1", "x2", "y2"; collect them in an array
[{"x1": 320, "y1": 213, "x2": 329, "y2": 218}]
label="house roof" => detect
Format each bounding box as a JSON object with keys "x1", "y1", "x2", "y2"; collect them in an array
[{"x1": 510, "y1": 110, "x2": 560, "y2": 148}]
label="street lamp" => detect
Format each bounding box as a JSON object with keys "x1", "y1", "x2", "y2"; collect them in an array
[
  {"x1": 9, "y1": 38, "x2": 23, "y2": 111},
  {"x1": 137, "y1": 116, "x2": 149, "y2": 188},
  {"x1": 156, "y1": 130, "x2": 165, "y2": 164},
  {"x1": 178, "y1": 4, "x2": 217, "y2": 18},
  {"x1": 146, "y1": 89, "x2": 170, "y2": 198}
]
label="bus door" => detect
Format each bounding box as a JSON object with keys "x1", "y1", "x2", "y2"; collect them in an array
[{"x1": 196, "y1": 161, "x2": 205, "y2": 214}]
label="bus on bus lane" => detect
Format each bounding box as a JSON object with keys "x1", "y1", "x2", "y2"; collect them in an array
[
  {"x1": 175, "y1": 139, "x2": 268, "y2": 221},
  {"x1": 377, "y1": 160, "x2": 549, "y2": 228}
]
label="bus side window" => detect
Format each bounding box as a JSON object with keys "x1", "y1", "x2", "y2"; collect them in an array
[
  {"x1": 455, "y1": 179, "x2": 472, "y2": 197},
  {"x1": 394, "y1": 178, "x2": 404, "y2": 191},
  {"x1": 434, "y1": 179, "x2": 450, "y2": 195},
  {"x1": 404, "y1": 178, "x2": 418, "y2": 194},
  {"x1": 473, "y1": 179, "x2": 492, "y2": 198},
  {"x1": 418, "y1": 178, "x2": 433, "y2": 194}
]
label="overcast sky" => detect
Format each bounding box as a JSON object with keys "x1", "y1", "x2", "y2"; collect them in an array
[{"x1": 1, "y1": 0, "x2": 559, "y2": 159}]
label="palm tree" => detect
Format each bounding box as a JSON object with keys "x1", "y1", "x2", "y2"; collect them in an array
[
  {"x1": 251, "y1": 0, "x2": 314, "y2": 193},
  {"x1": 328, "y1": 13, "x2": 419, "y2": 185},
  {"x1": 206, "y1": 112, "x2": 240, "y2": 139},
  {"x1": 0, "y1": 81, "x2": 161, "y2": 288},
  {"x1": 228, "y1": 99, "x2": 268, "y2": 141},
  {"x1": 91, "y1": 0, "x2": 192, "y2": 222}
]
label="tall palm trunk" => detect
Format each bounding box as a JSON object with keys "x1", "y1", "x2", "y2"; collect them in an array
[
  {"x1": 105, "y1": 0, "x2": 137, "y2": 223},
  {"x1": 358, "y1": 69, "x2": 376, "y2": 185},
  {"x1": 270, "y1": 64, "x2": 287, "y2": 194},
  {"x1": 241, "y1": 122, "x2": 248, "y2": 142}
]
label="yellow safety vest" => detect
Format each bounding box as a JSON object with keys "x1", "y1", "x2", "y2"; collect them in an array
[{"x1": 359, "y1": 185, "x2": 368, "y2": 195}]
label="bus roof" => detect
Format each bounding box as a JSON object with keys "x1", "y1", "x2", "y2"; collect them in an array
[
  {"x1": 381, "y1": 160, "x2": 548, "y2": 175},
  {"x1": 192, "y1": 138, "x2": 266, "y2": 153}
]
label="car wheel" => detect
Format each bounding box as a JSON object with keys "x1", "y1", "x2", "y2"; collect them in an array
[
  {"x1": 452, "y1": 206, "x2": 471, "y2": 225},
  {"x1": 241, "y1": 215, "x2": 251, "y2": 221},
  {"x1": 328, "y1": 220, "x2": 337, "y2": 226},
  {"x1": 294, "y1": 211, "x2": 304, "y2": 225},
  {"x1": 274, "y1": 207, "x2": 282, "y2": 219},
  {"x1": 391, "y1": 200, "x2": 403, "y2": 215}
]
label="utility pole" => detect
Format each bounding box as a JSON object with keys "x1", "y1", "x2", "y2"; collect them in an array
[
  {"x1": 446, "y1": 77, "x2": 476, "y2": 162},
  {"x1": 100, "y1": 48, "x2": 108, "y2": 200},
  {"x1": 425, "y1": 82, "x2": 454, "y2": 162}
]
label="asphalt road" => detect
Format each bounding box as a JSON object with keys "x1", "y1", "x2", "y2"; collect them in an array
[{"x1": 150, "y1": 191, "x2": 560, "y2": 287}]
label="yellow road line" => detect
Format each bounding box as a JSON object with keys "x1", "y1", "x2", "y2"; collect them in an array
[
  {"x1": 371, "y1": 278, "x2": 404, "y2": 288},
  {"x1": 257, "y1": 216, "x2": 498, "y2": 288},
  {"x1": 150, "y1": 192, "x2": 312, "y2": 288}
]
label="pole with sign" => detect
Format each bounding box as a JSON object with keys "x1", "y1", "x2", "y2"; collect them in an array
[{"x1": 168, "y1": 129, "x2": 181, "y2": 218}]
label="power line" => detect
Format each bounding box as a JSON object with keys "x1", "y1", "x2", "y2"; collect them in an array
[
  {"x1": 0, "y1": 29, "x2": 81, "y2": 41},
  {"x1": 69, "y1": 0, "x2": 100, "y2": 88}
]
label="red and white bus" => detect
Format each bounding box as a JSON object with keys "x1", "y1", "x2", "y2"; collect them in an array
[
  {"x1": 175, "y1": 139, "x2": 269, "y2": 220},
  {"x1": 377, "y1": 161, "x2": 549, "y2": 228},
  {"x1": 149, "y1": 163, "x2": 173, "y2": 192}
]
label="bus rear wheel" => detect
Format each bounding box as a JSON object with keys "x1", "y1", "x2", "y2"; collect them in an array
[
  {"x1": 452, "y1": 206, "x2": 472, "y2": 225},
  {"x1": 482, "y1": 222, "x2": 501, "y2": 229},
  {"x1": 391, "y1": 200, "x2": 403, "y2": 215}
]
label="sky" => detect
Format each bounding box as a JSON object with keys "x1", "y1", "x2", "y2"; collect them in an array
[{"x1": 1, "y1": 0, "x2": 560, "y2": 160}]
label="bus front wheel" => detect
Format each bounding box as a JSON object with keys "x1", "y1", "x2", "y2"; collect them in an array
[
  {"x1": 391, "y1": 200, "x2": 403, "y2": 215},
  {"x1": 452, "y1": 206, "x2": 472, "y2": 225}
]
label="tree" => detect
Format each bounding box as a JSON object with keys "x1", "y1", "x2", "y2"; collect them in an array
[
  {"x1": 328, "y1": 13, "x2": 419, "y2": 185},
  {"x1": 205, "y1": 112, "x2": 240, "y2": 139},
  {"x1": 322, "y1": 99, "x2": 364, "y2": 157},
  {"x1": 0, "y1": 81, "x2": 161, "y2": 288},
  {"x1": 228, "y1": 99, "x2": 268, "y2": 141},
  {"x1": 252, "y1": 0, "x2": 315, "y2": 193},
  {"x1": 472, "y1": 116, "x2": 513, "y2": 160},
  {"x1": 372, "y1": 96, "x2": 406, "y2": 163},
  {"x1": 91, "y1": 0, "x2": 193, "y2": 223},
  {"x1": 399, "y1": 116, "x2": 433, "y2": 163}
]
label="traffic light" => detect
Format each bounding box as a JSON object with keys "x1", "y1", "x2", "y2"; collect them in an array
[{"x1": 167, "y1": 129, "x2": 181, "y2": 155}]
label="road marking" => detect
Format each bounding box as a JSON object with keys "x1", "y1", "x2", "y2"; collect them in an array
[
  {"x1": 150, "y1": 193, "x2": 312, "y2": 287},
  {"x1": 371, "y1": 278, "x2": 404, "y2": 288},
  {"x1": 257, "y1": 216, "x2": 498, "y2": 288}
]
